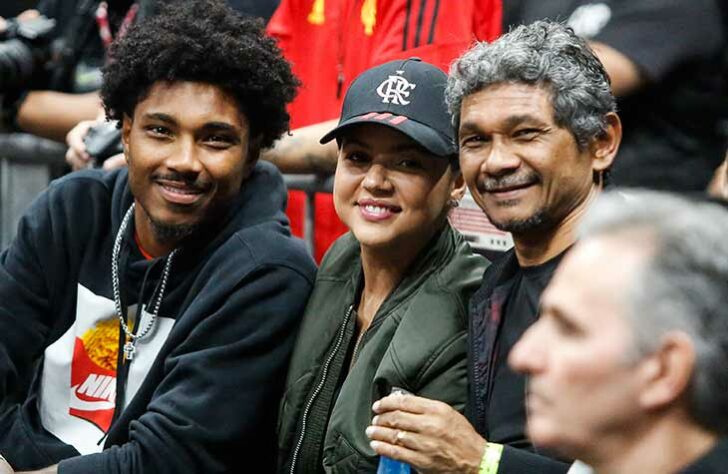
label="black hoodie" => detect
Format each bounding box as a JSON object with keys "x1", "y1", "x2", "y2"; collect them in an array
[{"x1": 0, "y1": 161, "x2": 316, "y2": 473}]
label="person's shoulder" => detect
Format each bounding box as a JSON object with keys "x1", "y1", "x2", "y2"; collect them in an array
[
  {"x1": 465, "y1": 247, "x2": 518, "y2": 305},
  {"x1": 189, "y1": 228, "x2": 315, "y2": 304},
  {"x1": 12, "y1": 169, "x2": 125, "y2": 260},
  {"x1": 218, "y1": 162, "x2": 311, "y2": 269},
  {"x1": 412, "y1": 228, "x2": 488, "y2": 305},
  {"x1": 34, "y1": 168, "x2": 126, "y2": 223},
  {"x1": 393, "y1": 233, "x2": 484, "y2": 327},
  {"x1": 480, "y1": 248, "x2": 517, "y2": 280},
  {"x1": 391, "y1": 239, "x2": 479, "y2": 356},
  {"x1": 47, "y1": 168, "x2": 123, "y2": 200},
  {"x1": 228, "y1": 221, "x2": 317, "y2": 281},
  {"x1": 314, "y1": 232, "x2": 360, "y2": 280},
  {"x1": 435, "y1": 230, "x2": 490, "y2": 290},
  {"x1": 240, "y1": 161, "x2": 287, "y2": 215}
]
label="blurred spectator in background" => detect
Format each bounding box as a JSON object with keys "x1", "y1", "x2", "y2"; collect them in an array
[
  {"x1": 265, "y1": 0, "x2": 503, "y2": 261},
  {"x1": 505, "y1": 0, "x2": 728, "y2": 192},
  {"x1": 511, "y1": 191, "x2": 728, "y2": 474},
  {"x1": 0, "y1": 1, "x2": 38, "y2": 18},
  {"x1": 0, "y1": 0, "x2": 149, "y2": 247},
  {"x1": 0, "y1": 0, "x2": 148, "y2": 143}
]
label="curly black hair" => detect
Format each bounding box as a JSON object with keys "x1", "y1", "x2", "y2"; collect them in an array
[{"x1": 101, "y1": 0, "x2": 299, "y2": 149}]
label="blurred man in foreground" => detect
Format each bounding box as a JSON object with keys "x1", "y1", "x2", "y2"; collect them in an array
[{"x1": 511, "y1": 191, "x2": 728, "y2": 474}]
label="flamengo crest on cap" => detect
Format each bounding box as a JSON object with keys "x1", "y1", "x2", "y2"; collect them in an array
[{"x1": 376, "y1": 70, "x2": 416, "y2": 105}]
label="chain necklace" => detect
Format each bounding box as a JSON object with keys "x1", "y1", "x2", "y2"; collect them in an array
[{"x1": 112, "y1": 203, "x2": 178, "y2": 361}]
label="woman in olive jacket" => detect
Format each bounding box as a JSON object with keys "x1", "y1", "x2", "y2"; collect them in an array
[{"x1": 277, "y1": 58, "x2": 489, "y2": 473}]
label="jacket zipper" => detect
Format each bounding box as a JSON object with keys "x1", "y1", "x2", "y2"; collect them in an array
[
  {"x1": 289, "y1": 304, "x2": 355, "y2": 474},
  {"x1": 349, "y1": 328, "x2": 366, "y2": 371}
]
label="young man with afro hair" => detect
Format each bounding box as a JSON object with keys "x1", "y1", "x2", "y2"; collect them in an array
[{"x1": 0, "y1": 1, "x2": 315, "y2": 473}]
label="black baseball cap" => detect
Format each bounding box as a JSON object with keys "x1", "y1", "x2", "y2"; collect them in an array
[{"x1": 320, "y1": 58, "x2": 457, "y2": 158}]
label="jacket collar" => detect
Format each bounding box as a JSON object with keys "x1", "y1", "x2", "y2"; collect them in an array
[
  {"x1": 469, "y1": 248, "x2": 520, "y2": 315},
  {"x1": 323, "y1": 225, "x2": 461, "y2": 319}
]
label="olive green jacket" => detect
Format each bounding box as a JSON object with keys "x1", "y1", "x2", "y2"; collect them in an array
[{"x1": 277, "y1": 225, "x2": 488, "y2": 473}]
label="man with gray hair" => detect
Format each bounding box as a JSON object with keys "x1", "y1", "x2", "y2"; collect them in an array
[
  {"x1": 366, "y1": 20, "x2": 620, "y2": 473},
  {"x1": 510, "y1": 191, "x2": 728, "y2": 473}
]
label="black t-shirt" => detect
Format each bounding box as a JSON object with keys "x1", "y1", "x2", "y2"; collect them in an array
[
  {"x1": 487, "y1": 254, "x2": 563, "y2": 447},
  {"x1": 505, "y1": 0, "x2": 728, "y2": 192}
]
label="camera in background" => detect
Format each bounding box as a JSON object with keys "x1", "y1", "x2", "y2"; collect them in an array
[
  {"x1": 0, "y1": 14, "x2": 56, "y2": 91},
  {"x1": 83, "y1": 121, "x2": 122, "y2": 167}
]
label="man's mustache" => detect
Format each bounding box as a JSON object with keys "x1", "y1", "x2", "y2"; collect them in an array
[
  {"x1": 152, "y1": 172, "x2": 211, "y2": 192},
  {"x1": 479, "y1": 171, "x2": 541, "y2": 192}
]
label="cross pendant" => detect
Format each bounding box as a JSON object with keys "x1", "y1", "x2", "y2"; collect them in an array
[{"x1": 123, "y1": 341, "x2": 136, "y2": 361}]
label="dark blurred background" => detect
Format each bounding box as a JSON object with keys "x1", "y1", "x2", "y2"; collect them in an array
[{"x1": 0, "y1": 1, "x2": 38, "y2": 18}]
